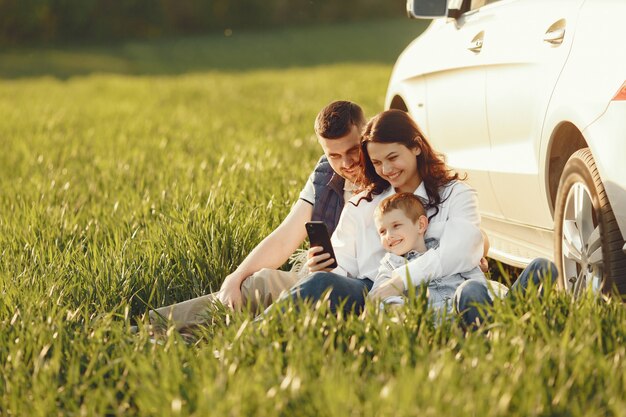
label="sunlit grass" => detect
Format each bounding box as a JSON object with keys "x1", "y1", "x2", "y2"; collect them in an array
[{"x1": 1, "y1": 18, "x2": 625, "y2": 417}]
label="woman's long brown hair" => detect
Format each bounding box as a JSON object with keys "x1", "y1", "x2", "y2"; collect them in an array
[{"x1": 356, "y1": 110, "x2": 464, "y2": 217}]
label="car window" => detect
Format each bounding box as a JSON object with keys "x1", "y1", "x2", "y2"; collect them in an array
[{"x1": 448, "y1": 0, "x2": 465, "y2": 10}]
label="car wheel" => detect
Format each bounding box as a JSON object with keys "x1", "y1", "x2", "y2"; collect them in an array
[{"x1": 554, "y1": 148, "x2": 626, "y2": 297}]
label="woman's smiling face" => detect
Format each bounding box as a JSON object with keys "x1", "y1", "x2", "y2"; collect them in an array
[{"x1": 366, "y1": 141, "x2": 421, "y2": 193}]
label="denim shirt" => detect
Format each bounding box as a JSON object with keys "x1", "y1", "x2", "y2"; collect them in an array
[
  {"x1": 374, "y1": 237, "x2": 486, "y2": 312},
  {"x1": 373, "y1": 238, "x2": 440, "y2": 290}
]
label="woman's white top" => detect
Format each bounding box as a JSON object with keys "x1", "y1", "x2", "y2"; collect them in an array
[{"x1": 330, "y1": 180, "x2": 483, "y2": 290}]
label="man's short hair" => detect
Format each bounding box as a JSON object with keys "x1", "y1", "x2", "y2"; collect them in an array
[
  {"x1": 314, "y1": 101, "x2": 366, "y2": 139},
  {"x1": 375, "y1": 192, "x2": 427, "y2": 223}
]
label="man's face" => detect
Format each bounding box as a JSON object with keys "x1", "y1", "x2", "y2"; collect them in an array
[{"x1": 317, "y1": 124, "x2": 362, "y2": 183}]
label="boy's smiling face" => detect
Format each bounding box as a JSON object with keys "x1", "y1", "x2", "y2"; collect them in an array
[{"x1": 375, "y1": 208, "x2": 426, "y2": 256}]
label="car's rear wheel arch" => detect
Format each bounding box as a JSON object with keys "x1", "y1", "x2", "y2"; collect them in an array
[{"x1": 546, "y1": 122, "x2": 588, "y2": 216}]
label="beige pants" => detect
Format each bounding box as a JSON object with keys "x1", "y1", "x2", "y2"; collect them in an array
[{"x1": 149, "y1": 268, "x2": 301, "y2": 330}]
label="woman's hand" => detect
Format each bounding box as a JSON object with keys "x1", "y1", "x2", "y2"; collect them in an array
[
  {"x1": 479, "y1": 257, "x2": 489, "y2": 273},
  {"x1": 367, "y1": 274, "x2": 405, "y2": 303},
  {"x1": 307, "y1": 246, "x2": 336, "y2": 273}
]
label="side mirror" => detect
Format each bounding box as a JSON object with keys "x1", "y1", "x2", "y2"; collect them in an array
[{"x1": 406, "y1": 0, "x2": 448, "y2": 19}]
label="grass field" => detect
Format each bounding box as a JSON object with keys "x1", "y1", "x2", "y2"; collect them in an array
[{"x1": 1, "y1": 19, "x2": 625, "y2": 417}]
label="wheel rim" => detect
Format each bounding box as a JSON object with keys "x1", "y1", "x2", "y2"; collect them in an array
[{"x1": 561, "y1": 183, "x2": 603, "y2": 296}]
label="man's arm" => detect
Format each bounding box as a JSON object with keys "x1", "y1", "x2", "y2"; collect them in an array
[{"x1": 218, "y1": 199, "x2": 313, "y2": 309}]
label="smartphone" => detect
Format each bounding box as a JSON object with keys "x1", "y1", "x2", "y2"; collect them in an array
[{"x1": 305, "y1": 221, "x2": 338, "y2": 269}]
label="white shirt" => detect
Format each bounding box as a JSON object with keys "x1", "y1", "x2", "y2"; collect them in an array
[{"x1": 330, "y1": 181, "x2": 483, "y2": 289}]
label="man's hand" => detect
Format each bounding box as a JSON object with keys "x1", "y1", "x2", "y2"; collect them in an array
[
  {"x1": 367, "y1": 273, "x2": 405, "y2": 303},
  {"x1": 218, "y1": 273, "x2": 244, "y2": 310},
  {"x1": 307, "y1": 246, "x2": 336, "y2": 273}
]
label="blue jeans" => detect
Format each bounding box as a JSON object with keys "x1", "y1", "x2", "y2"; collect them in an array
[
  {"x1": 288, "y1": 272, "x2": 374, "y2": 315},
  {"x1": 455, "y1": 258, "x2": 558, "y2": 328}
]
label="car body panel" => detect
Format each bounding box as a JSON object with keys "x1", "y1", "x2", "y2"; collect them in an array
[
  {"x1": 386, "y1": 0, "x2": 626, "y2": 267},
  {"x1": 481, "y1": 0, "x2": 583, "y2": 228},
  {"x1": 582, "y1": 103, "x2": 626, "y2": 236},
  {"x1": 541, "y1": 0, "x2": 626, "y2": 236}
]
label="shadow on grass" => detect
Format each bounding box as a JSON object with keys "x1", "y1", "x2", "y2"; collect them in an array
[{"x1": 0, "y1": 19, "x2": 429, "y2": 80}]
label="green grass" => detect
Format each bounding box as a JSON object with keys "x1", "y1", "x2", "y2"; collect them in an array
[
  {"x1": 1, "y1": 18, "x2": 625, "y2": 417},
  {"x1": 0, "y1": 19, "x2": 424, "y2": 78}
]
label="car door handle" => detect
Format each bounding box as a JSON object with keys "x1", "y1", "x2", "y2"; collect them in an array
[
  {"x1": 544, "y1": 19, "x2": 566, "y2": 46},
  {"x1": 544, "y1": 28, "x2": 565, "y2": 45},
  {"x1": 468, "y1": 31, "x2": 484, "y2": 53}
]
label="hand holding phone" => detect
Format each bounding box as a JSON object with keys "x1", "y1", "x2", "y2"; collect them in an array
[{"x1": 305, "y1": 221, "x2": 338, "y2": 270}]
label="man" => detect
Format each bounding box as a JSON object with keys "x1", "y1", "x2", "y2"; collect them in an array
[{"x1": 150, "y1": 101, "x2": 366, "y2": 329}]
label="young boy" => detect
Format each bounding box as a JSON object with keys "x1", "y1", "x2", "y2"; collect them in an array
[{"x1": 372, "y1": 192, "x2": 487, "y2": 311}]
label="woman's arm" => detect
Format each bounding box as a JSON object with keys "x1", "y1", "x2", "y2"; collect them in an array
[
  {"x1": 394, "y1": 183, "x2": 483, "y2": 289},
  {"x1": 327, "y1": 202, "x2": 360, "y2": 277}
]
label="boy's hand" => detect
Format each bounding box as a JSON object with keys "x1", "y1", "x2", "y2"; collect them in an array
[
  {"x1": 368, "y1": 273, "x2": 405, "y2": 302},
  {"x1": 306, "y1": 246, "x2": 335, "y2": 273}
]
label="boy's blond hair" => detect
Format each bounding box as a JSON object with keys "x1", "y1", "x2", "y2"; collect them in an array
[{"x1": 374, "y1": 192, "x2": 426, "y2": 223}]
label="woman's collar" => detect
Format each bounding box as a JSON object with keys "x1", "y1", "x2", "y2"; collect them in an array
[
  {"x1": 414, "y1": 181, "x2": 427, "y2": 200},
  {"x1": 393, "y1": 181, "x2": 427, "y2": 199}
]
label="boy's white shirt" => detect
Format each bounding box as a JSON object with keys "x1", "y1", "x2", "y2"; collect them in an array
[{"x1": 330, "y1": 180, "x2": 483, "y2": 289}]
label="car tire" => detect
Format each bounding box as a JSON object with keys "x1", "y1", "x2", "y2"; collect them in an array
[{"x1": 554, "y1": 148, "x2": 626, "y2": 297}]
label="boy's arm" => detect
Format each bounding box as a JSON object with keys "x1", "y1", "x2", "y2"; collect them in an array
[
  {"x1": 369, "y1": 253, "x2": 397, "y2": 291},
  {"x1": 368, "y1": 253, "x2": 410, "y2": 302},
  {"x1": 218, "y1": 200, "x2": 312, "y2": 309}
]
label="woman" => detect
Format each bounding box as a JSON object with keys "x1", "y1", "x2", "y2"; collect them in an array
[{"x1": 288, "y1": 109, "x2": 485, "y2": 314}]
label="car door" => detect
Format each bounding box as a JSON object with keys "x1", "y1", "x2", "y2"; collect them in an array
[
  {"x1": 480, "y1": 0, "x2": 585, "y2": 228},
  {"x1": 420, "y1": 1, "x2": 503, "y2": 219}
]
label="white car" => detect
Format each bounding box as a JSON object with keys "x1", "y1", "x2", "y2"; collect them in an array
[{"x1": 386, "y1": 0, "x2": 626, "y2": 295}]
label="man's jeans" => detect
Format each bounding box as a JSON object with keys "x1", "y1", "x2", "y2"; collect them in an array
[
  {"x1": 287, "y1": 272, "x2": 374, "y2": 315},
  {"x1": 454, "y1": 258, "x2": 558, "y2": 327}
]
